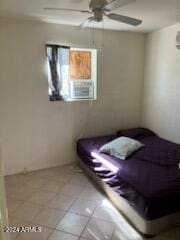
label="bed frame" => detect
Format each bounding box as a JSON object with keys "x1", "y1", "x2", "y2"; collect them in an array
[{"x1": 78, "y1": 158, "x2": 180, "y2": 236}]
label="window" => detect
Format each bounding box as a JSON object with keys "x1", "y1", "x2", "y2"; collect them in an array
[{"x1": 46, "y1": 45, "x2": 97, "y2": 101}]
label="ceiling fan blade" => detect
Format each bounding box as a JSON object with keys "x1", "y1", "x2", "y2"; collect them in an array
[
  {"x1": 44, "y1": 7, "x2": 90, "y2": 13},
  {"x1": 107, "y1": 13, "x2": 142, "y2": 26},
  {"x1": 79, "y1": 17, "x2": 94, "y2": 29},
  {"x1": 103, "y1": 0, "x2": 136, "y2": 11}
]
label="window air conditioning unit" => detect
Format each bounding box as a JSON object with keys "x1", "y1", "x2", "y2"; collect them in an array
[{"x1": 71, "y1": 81, "x2": 94, "y2": 99}]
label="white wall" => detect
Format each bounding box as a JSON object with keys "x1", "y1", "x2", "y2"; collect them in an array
[
  {"x1": 142, "y1": 23, "x2": 180, "y2": 143},
  {"x1": 0, "y1": 19, "x2": 145, "y2": 175}
]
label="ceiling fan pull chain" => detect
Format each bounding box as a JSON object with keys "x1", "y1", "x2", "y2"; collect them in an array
[
  {"x1": 92, "y1": 22, "x2": 95, "y2": 46},
  {"x1": 102, "y1": 20, "x2": 105, "y2": 48}
]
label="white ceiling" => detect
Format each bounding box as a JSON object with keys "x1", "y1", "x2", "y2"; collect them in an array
[{"x1": 0, "y1": 0, "x2": 180, "y2": 33}]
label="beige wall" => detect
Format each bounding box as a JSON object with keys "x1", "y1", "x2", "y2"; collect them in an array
[
  {"x1": 142, "y1": 23, "x2": 180, "y2": 143},
  {"x1": 0, "y1": 19, "x2": 145, "y2": 175}
]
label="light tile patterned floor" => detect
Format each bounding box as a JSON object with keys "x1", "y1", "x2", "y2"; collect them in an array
[{"x1": 4, "y1": 164, "x2": 180, "y2": 240}]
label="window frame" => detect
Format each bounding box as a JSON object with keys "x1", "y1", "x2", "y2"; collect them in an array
[{"x1": 46, "y1": 44, "x2": 97, "y2": 102}]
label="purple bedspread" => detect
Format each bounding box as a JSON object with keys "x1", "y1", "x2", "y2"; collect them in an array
[{"x1": 77, "y1": 133, "x2": 180, "y2": 220}]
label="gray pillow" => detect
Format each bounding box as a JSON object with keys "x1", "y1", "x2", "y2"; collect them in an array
[{"x1": 99, "y1": 136, "x2": 144, "y2": 160}]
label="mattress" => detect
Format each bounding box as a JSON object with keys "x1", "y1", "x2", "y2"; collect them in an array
[{"x1": 77, "y1": 133, "x2": 180, "y2": 220}]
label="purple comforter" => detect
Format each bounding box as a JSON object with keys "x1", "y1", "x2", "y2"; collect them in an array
[{"x1": 77, "y1": 132, "x2": 180, "y2": 220}]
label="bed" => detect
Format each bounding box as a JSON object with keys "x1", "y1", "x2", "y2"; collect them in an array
[{"x1": 77, "y1": 128, "x2": 180, "y2": 236}]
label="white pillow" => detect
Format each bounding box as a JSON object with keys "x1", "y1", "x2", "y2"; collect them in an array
[{"x1": 99, "y1": 136, "x2": 144, "y2": 160}]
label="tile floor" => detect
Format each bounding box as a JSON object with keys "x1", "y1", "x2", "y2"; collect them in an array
[{"x1": 4, "y1": 164, "x2": 180, "y2": 240}]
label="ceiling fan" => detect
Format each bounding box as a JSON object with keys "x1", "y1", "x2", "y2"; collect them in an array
[{"x1": 44, "y1": 0, "x2": 142, "y2": 28}]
